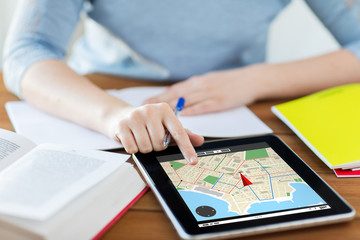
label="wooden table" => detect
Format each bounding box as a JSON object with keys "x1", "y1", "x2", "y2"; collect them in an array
[{"x1": 1, "y1": 73, "x2": 359, "y2": 240}]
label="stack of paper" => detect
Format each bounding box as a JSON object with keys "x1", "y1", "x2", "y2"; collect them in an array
[{"x1": 271, "y1": 84, "x2": 360, "y2": 177}]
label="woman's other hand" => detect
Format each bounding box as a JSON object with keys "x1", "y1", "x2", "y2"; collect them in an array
[{"x1": 144, "y1": 64, "x2": 268, "y2": 116}]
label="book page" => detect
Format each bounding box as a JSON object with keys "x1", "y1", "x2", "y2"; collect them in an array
[
  {"x1": 0, "y1": 144, "x2": 130, "y2": 220},
  {"x1": 108, "y1": 87, "x2": 273, "y2": 137},
  {"x1": 0, "y1": 129, "x2": 37, "y2": 172}
]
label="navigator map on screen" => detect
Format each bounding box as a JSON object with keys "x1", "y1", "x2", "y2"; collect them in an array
[{"x1": 159, "y1": 143, "x2": 329, "y2": 227}]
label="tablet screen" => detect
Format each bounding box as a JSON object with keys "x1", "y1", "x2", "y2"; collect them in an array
[{"x1": 157, "y1": 142, "x2": 330, "y2": 227}]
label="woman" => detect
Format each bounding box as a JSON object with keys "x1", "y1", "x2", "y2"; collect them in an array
[{"x1": 3, "y1": 0, "x2": 360, "y2": 164}]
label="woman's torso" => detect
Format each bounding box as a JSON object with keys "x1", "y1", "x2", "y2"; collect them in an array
[{"x1": 68, "y1": 0, "x2": 291, "y2": 80}]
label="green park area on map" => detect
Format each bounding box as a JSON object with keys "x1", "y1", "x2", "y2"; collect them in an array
[
  {"x1": 203, "y1": 175, "x2": 219, "y2": 185},
  {"x1": 245, "y1": 148, "x2": 269, "y2": 160},
  {"x1": 170, "y1": 161, "x2": 186, "y2": 170}
]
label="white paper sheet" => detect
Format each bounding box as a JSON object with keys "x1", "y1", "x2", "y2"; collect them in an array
[
  {"x1": 108, "y1": 87, "x2": 273, "y2": 138},
  {"x1": 5, "y1": 87, "x2": 272, "y2": 150},
  {"x1": 5, "y1": 102, "x2": 123, "y2": 150}
]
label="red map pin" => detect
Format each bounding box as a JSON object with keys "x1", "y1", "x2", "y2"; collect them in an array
[{"x1": 240, "y1": 173, "x2": 253, "y2": 187}]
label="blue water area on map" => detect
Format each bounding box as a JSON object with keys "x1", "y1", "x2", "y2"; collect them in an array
[
  {"x1": 179, "y1": 190, "x2": 239, "y2": 221},
  {"x1": 247, "y1": 182, "x2": 326, "y2": 214},
  {"x1": 179, "y1": 183, "x2": 327, "y2": 222}
]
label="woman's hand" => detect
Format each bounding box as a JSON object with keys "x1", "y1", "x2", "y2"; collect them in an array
[
  {"x1": 109, "y1": 103, "x2": 204, "y2": 164},
  {"x1": 144, "y1": 64, "x2": 269, "y2": 116},
  {"x1": 21, "y1": 60, "x2": 203, "y2": 165}
]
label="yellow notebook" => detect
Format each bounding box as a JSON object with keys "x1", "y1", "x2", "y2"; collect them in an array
[{"x1": 271, "y1": 84, "x2": 360, "y2": 169}]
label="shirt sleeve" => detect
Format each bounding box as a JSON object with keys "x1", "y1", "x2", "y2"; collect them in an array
[
  {"x1": 305, "y1": 0, "x2": 360, "y2": 60},
  {"x1": 2, "y1": 0, "x2": 85, "y2": 98}
]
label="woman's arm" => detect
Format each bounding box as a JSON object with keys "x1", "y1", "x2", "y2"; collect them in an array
[
  {"x1": 260, "y1": 49, "x2": 360, "y2": 99},
  {"x1": 146, "y1": 0, "x2": 360, "y2": 115},
  {"x1": 146, "y1": 1, "x2": 360, "y2": 114},
  {"x1": 146, "y1": 49, "x2": 360, "y2": 115},
  {"x1": 21, "y1": 59, "x2": 203, "y2": 163},
  {"x1": 3, "y1": 0, "x2": 202, "y2": 163}
]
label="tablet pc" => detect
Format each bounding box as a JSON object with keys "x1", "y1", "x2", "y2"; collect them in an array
[{"x1": 133, "y1": 135, "x2": 355, "y2": 239}]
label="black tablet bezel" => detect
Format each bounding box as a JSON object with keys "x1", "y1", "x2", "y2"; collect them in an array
[{"x1": 134, "y1": 135, "x2": 354, "y2": 236}]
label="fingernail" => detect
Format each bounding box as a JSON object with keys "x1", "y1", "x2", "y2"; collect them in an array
[{"x1": 188, "y1": 156, "x2": 197, "y2": 164}]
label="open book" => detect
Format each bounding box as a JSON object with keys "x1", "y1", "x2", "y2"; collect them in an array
[
  {"x1": 0, "y1": 129, "x2": 147, "y2": 239},
  {"x1": 5, "y1": 87, "x2": 272, "y2": 150}
]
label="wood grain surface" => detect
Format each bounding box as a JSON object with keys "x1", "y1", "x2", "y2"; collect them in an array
[{"x1": 1, "y1": 73, "x2": 358, "y2": 240}]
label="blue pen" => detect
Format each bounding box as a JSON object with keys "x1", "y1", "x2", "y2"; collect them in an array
[{"x1": 163, "y1": 97, "x2": 185, "y2": 147}]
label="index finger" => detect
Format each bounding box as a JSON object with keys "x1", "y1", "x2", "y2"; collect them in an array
[{"x1": 163, "y1": 115, "x2": 198, "y2": 165}]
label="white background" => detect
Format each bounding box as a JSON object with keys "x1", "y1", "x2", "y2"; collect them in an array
[{"x1": 0, "y1": 0, "x2": 339, "y2": 69}]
